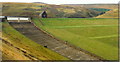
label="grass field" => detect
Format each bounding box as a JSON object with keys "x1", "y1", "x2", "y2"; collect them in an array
[
  {"x1": 2, "y1": 21, "x2": 69, "y2": 60},
  {"x1": 33, "y1": 18, "x2": 118, "y2": 60}
]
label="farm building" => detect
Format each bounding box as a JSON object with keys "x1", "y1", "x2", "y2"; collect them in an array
[
  {"x1": 7, "y1": 16, "x2": 31, "y2": 22},
  {"x1": 39, "y1": 11, "x2": 47, "y2": 18}
]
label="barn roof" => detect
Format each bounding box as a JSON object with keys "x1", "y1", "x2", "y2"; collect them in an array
[{"x1": 39, "y1": 11, "x2": 46, "y2": 16}]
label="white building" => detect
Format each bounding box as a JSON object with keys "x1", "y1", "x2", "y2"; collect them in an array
[
  {"x1": 0, "y1": 16, "x2": 6, "y2": 19},
  {"x1": 7, "y1": 16, "x2": 31, "y2": 22}
]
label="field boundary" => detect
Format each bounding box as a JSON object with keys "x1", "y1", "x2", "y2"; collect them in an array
[{"x1": 38, "y1": 18, "x2": 44, "y2": 26}]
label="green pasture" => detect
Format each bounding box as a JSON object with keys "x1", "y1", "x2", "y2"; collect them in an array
[{"x1": 33, "y1": 18, "x2": 118, "y2": 60}]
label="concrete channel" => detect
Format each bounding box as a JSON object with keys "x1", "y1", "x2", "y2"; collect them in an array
[{"x1": 9, "y1": 22, "x2": 99, "y2": 60}]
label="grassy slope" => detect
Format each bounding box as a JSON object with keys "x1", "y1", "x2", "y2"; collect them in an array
[
  {"x1": 2, "y1": 40, "x2": 30, "y2": 60},
  {"x1": 2, "y1": 21, "x2": 69, "y2": 60},
  {"x1": 33, "y1": 18, "x2": 118, "y2": 60},
  {"x1": 96, "y1": 9, "x2": 118, "y2": 18}
]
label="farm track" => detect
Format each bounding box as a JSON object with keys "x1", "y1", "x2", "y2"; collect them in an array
[{"x1": 9, "y1": 22, "x2": 99, "y2": 60}]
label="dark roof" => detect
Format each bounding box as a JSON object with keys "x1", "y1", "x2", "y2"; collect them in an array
[{"x1": 39, "y1": 11, "x2": 47, "y2": 16}]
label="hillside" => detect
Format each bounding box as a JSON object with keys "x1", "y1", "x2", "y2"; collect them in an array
[
  {"x1": 1, "y1": 2, "x2": 102, "y2": 18},
  {"x1": 96, "y1": 9, "x2": 118, "y2": 18},
  {"x1": 63, "y1": 4, "x2": 118, "y2": 18},
  {"x1": 33, "y1": 18, "x2": 118, "y2": 60},
  {"x1": 63, "y1": 4, "x2": 118, "y2": 9},
  {"x1": 1, "y1": 21, "x2": 69, "y2": 60}
]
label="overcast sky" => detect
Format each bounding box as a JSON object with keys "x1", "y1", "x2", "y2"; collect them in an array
[{"x1": 0, "y1": 0, "x2": 120, "y2": 5}]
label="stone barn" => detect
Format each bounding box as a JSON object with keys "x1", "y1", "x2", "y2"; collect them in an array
[{"x1": 39, "y1": 11, "x2": 47, "y2": 18}]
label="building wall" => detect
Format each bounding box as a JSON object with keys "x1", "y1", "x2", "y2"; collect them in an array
[
  {"x1": 7, "y1": 17, "x2": 30, "y2": 20},
  {"x1": 0, "y1": 16, "x2": 6, "y2": 19}
]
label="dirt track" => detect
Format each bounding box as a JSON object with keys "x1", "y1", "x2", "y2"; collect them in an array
[{"x1": 9, "y1": 22, "x2": 99, "y2": 60}]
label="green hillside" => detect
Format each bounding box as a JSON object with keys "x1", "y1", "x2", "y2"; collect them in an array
[
  {"x1": 1, "y1": 2, "x2": 119, "y2": 60},
  {"x1": 33, "y1": 18, "x2": 118, "y2": 60}
]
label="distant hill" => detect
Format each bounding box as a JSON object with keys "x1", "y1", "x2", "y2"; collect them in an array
[
  {"x1": 96, "y1": 9, "x2": 118, "y2": 18},
  {"x1": 63, "y1": 4, "x2": 118, "y2": 9},
  {"x1": 63, "y1": 4, "x2": 118, "y2": 18},
  {"x1": 33, "y1": 2, "x2": 47, "y2": 4},
  {"x1": 1, "y1": 2, "x2": 103, "y2": 18}
]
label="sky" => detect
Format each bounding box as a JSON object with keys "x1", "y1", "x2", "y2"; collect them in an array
[{"x1": 0, "y1": 0, "x2": 120, "y2": 5}]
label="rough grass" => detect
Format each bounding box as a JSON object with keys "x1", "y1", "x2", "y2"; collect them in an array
[
  {"x1": 2, "y1": 41, "x2": 30, "y2": 60},
  {"x1": 33, "y1": 18, "x2": 118, "y2": 60},
  {"x1": 2, "y1": 2, "x2": 102, "y2": 18},
  {"x1": 2, "y1": 21, "x2": 69, "y2": 60}
]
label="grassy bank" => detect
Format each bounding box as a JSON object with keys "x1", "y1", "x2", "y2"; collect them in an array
[
  {"x1": 33, "y1": 18, "x2": 118, "y2": 60},
  {"x1": 2, "y1": 21, "x2": 69, "y2": 60}
]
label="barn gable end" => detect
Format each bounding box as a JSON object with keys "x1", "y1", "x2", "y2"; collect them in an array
[{"x1": 39, "y1": 11, "x2": 47, "y2": 18}]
